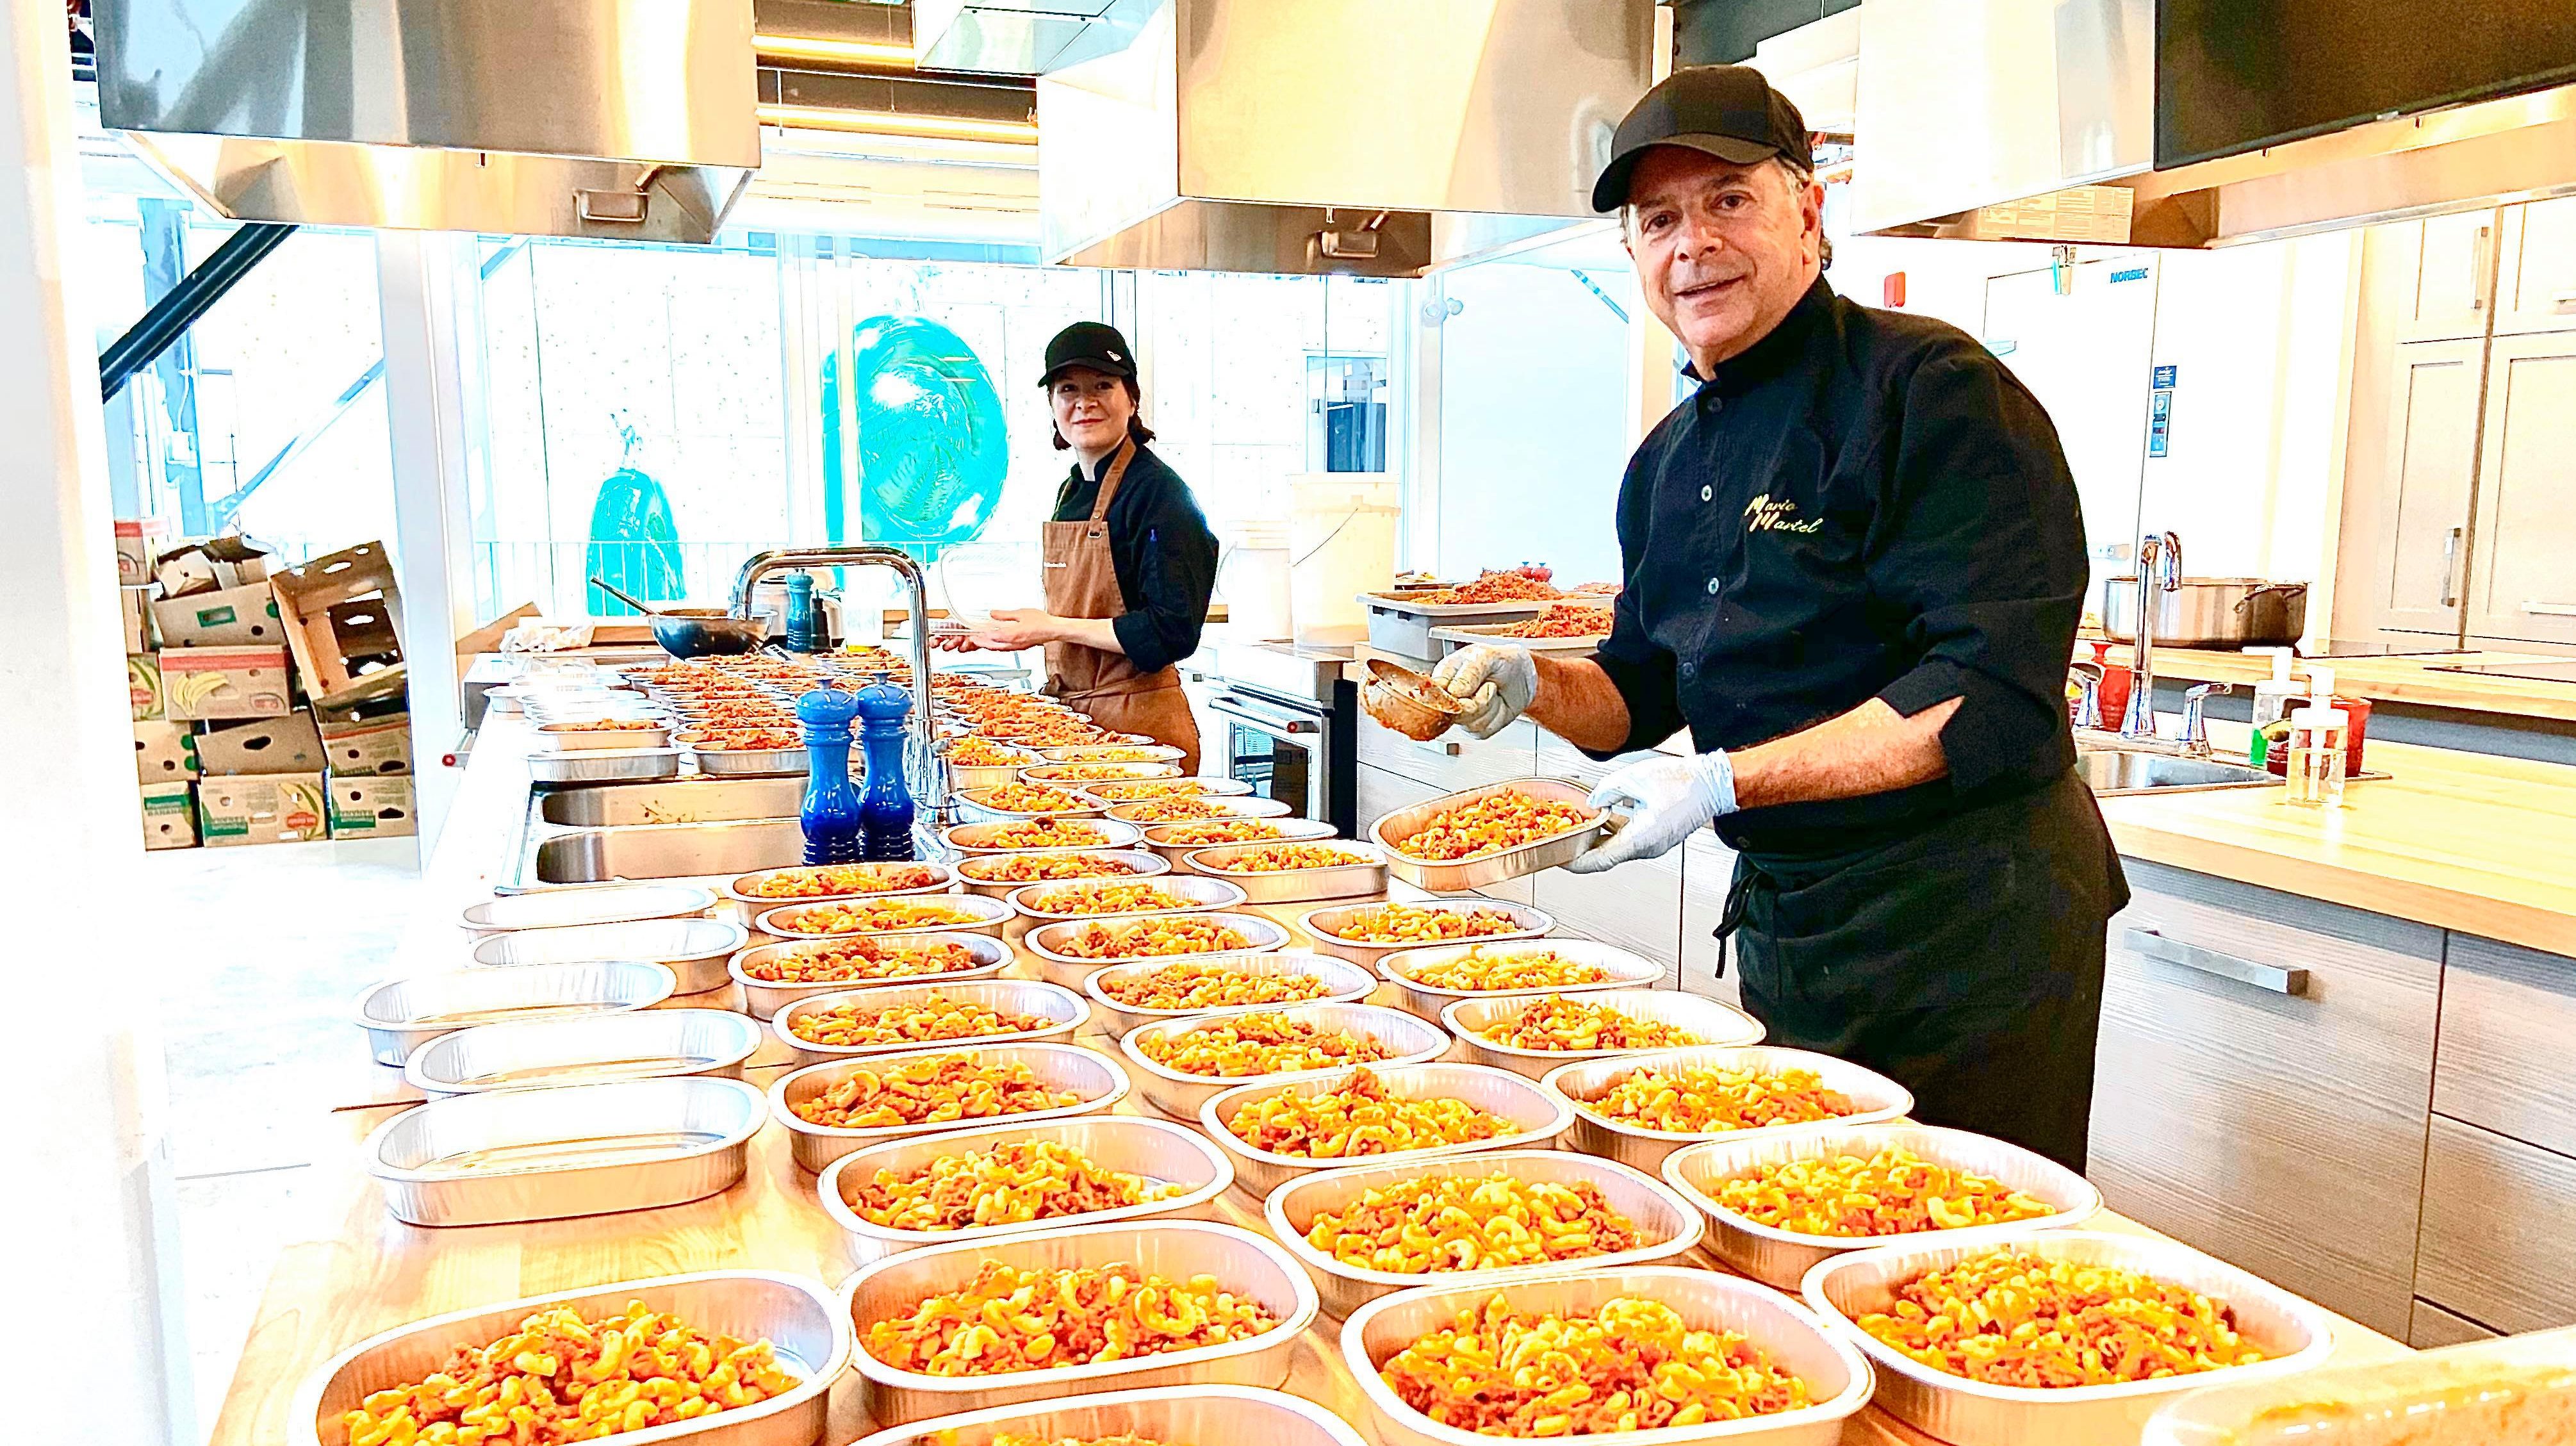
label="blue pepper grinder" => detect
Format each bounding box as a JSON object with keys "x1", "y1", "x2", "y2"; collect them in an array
[
  {"x1": 851, "y1": 673, "x2": 917, "y2": 861},
  {"x1": 783, "y1": 571, "x2": 825, "y2": 653},
  {"x1": 796, "y1": 687, "x2": 866, "y2": 864}
]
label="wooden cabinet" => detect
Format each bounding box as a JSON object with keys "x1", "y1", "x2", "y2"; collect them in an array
[
  {"x1": 2495, "y1": 197, "x2": 2576, "y2": 336},
  {"x1": 2397, "y1": 208, "x2": 2502, "y2": 343},
  {"x1": 1354, "y1": 716, "x2": 1539, "y2": 793},
  {"x1": 2359, "y1": 338, "x2": 2484, "y2": 636},
  {"x1": 2432, "y1": 934, "x2": 2576, "y2": 1158},
  {"x1": 2086, "y1": 860, "x2": 2443, "y2": 1338},
  {"x1": 2416, "y1": 1115, "x2": 2576, "y2": 1335},
  {"x1": 2408, "y1": 1299, "x2": 2502, "y2": 1349},
  {"x1": 2465, "y1": 330, "x2": 2576, "y2": 646}
]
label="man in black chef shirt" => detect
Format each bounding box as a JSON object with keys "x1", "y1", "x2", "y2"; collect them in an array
[{"x1": 1432, "y1": 65, "x2": 2128, "y2": 1171}]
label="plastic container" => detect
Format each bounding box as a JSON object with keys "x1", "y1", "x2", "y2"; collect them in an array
[
  {"x1": 1290, "y1": 474, "x2": 1399, "y2": 645},
  {"x1": 2283, "y1": 704, "x2": 2349, "y2": 808},
  {"x1": 1221, "y1": 520, "x2": 1295, "y2": 642}
]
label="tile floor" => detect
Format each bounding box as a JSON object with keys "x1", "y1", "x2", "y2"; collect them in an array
[{"x1": 147, "y1": 834, "x2": 422, "y2": 1440}]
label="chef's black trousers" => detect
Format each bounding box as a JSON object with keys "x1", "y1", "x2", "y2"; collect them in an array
[{"x1": 1723, "y1": 771, "x2": 2128, "y2": 1172}]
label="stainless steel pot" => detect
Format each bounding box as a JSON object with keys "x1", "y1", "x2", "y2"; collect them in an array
[{"x1": 2099, "y1": 577, "x2": 2308, "y2": 647}]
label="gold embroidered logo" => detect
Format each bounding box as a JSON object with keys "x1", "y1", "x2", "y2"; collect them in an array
[{"x1": 1743, "y1": 493, "x2": 1825, "y2": 534}]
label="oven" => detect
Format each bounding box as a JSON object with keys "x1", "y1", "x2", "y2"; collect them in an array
[{"x1": 1202, "y1": 676, "x2": 1358, "y2": 837}]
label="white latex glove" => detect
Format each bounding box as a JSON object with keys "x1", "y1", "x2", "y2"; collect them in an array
[
  {"x1": 1429, "y1": 643, "x2": 1538, "y2": 740},
  {"x1": 1566, "y1": 751, "x2": 1738, "y2": 873}
]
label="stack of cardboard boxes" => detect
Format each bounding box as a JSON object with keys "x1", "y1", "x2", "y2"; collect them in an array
[{"x1": 118, "y1": 525, "x2": 418, "y2": 849}]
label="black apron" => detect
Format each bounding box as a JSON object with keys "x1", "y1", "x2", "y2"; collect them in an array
[{"x1": 1716, "y1": 771, "x2": 2128, "y2": 1172}]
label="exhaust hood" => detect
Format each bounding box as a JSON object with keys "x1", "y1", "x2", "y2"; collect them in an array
[
  {"x1": 92, "y1": 0, "x2": 760, "y2": 244},
  {"x1": 1035, "y1": 0, "x2": 1656, "y2": 276},
  {"x1": 1853, "y1": 0, "x2": 2576, "y2": 249}
]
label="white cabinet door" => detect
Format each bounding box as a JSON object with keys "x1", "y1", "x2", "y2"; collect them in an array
[
  {"x1": 2495, "y1": 198, "x2": 2576, "y2": 337},
  {"x1": 2465, "y1": 330, "x2": 2576, "y2": 645},
  {"x1": 2363, "y1": 338, "x2": 2486, "y2": 635},
  {"x1": 2402, "y1": 210, "x2": 2502, "y2": 343}
]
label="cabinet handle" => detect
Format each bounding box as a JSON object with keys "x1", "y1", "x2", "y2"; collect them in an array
[
  {"x1": 2441, "y1": 527, "x2": 2463, "y2": 608},
  {"x1": 2523, "y1": 602, "x2": 2576, "y2": 617},
  {"x1": 2471, "y1": 225, "x2": 2492, "y2": 311},
  {"x1": 2125, "y1": 928, "x2": 2308, "y2": 996}
]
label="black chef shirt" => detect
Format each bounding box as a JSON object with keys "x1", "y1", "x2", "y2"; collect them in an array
[
  {"x1": 1051, "y1": 442, "x2": 1220, "y2": 675},
  {"x1": 1590, "y1": 277, "x2": 2090, "y2": 859}
]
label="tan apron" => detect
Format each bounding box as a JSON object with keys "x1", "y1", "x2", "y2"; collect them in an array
[{"x1": 1042, "y1": 439, "x2": 1203, "y2": 772}]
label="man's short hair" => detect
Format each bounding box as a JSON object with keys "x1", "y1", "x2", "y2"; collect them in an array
[{"x1": 1621, "y1": 155, "x2": 1832, "y2": 270}]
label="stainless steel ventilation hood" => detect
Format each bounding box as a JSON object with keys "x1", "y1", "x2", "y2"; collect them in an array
[
  {"x1": 1035, "y1": 0, "x2": 1656, "y2": 276},
  {"x1": 93, "y1": 0, "x2": 760, "y2": 243},
  {"x1": 912, "y1": 0, "x2": 1162, "y2": 77},
  {"x1": 1853, "y1": 0, "x2": 2576, "y2": 249}
]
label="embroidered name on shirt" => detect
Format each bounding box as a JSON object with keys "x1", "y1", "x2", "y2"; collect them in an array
[{"x1": 1743, "y1": 493, "x2": 1825, "y2": 534}]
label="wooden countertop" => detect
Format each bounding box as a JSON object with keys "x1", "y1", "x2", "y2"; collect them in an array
[
  {"x1": 2098, "y1": 736, "x2": 2576, "y2": 957},
  {"x1": 2083, "y1": 642, "x2": 2576, "y2": 724}
]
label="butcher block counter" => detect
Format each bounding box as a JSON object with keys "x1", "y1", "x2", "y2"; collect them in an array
[{"x1": 206, "y1": 718, "x2": 2406, "y2": 1446}]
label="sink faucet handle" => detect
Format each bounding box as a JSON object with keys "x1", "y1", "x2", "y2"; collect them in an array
[
  {"x1": 2180, "y1": 680, "x2": 2229, "y2": 757},
  {"x1": 2144, "y1": 530, "x2": 2185, "y2": 589},
  {"x1": 2068, "y1": 661, "x2": 2105, "y2": 731}
]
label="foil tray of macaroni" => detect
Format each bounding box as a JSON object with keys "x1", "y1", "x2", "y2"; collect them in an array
[
  {"x1": 840, "y1": 1219, "x2": 1320, "y2": 1426},
  {"x1": 816, "y1": 1114, "x2": 1234, "y2": 1266},
  {"x1": 1545, "y1": 1044, "x2": 1917, "y2": 1174},
  {"x1": 1377, "y1": 937, "x2": 1667, "y2": 1021},
  {"x1": 1022, "y1": 911, "x2": 1294, "y2": 989},
  {"x1": 1119, "y1": 1001, "x2": 1453, "y2": 1119},
  {"x1": 361, "y1": 1075, "x2": 766, "y2": 1226},
  {"x1": 770, "y1": 978, "x2": 1090, "y2": 1067},
  {"x1": 1142, "y1": 817, "x2": 1340, "y2": 874},
  {"x1": 1035, "y1": 743, "x2": 1188, "y2": 764},
  {"x1": 1368, "y1": 777, "x2": 1614, "y2": 892},
  {"x1": 1664, "y1": 1122, "x2": 2104, "y2": 1289},
  {"x1": 729, "y1": 932, "x2": 1013, "y2": 1021},
  {"x1": 844, "y1": 1384, "x2": 1370, "y2": 1446},
  {"x1": 1442, "y1": 989, "x2": 1768, "y2": 1079},
  {"x1": 1077, "y1": 776, "x2": 1256, "y2": 802},
  {"x1": 941, "y1": 817, "x2": 1147, "y2": 856},
  {"x1": 1006, "y1": 873, "x2": 1249, "y2": 925},
  {"x1": 753, "y1": 892, "x2": 1013, "y2": 942},
  {"x1": 769, "y1": 1040, "x2": 1131, "y2": 1173},
  {"x1": 468, "y1": 916, "x2": 748, "y2": 994},
  {"x1": 1264, "y1": 1148, "x2": 1707, "y2": 1318},
  {"x1": 1083, "y1": 951, "x2": 1377, "y2": 1035},
  {"x1": 1019, "y1": 760, "x2": 1185, "y2": 784},
  {"x1": 1104, "y1": 796, "x2": 1297, "y2": 825},
  {"x1": 954, "y1": 848, "x2": 1170, "y2": 899},
  {"x1": 356, "y1": 961, "x2": 677, "y2": 1066},
  {"x1": 1179, "y1": 841, "x2": 1390, "y2": 903},
  {"x1": 690, "y1": 744, "x2": 810, "y2": 777},
  {"x1": 535, "y1": 720, "x2": 676, "y2": 750},
  {"x1": 1801, "y1": 1229, "x2": 2335, "y2": 1446},
  {"x1": 525, "y1": 746, "x2": 682, "y2": 784},
  {"x1": 290, "y1": 1270, "x2": 848, "y2": 1446},
  {"x1": 459, "y1": 882, "x2": 714, "y2": 933},
  {"x1": 1343, "y1": 1265, "x2": 1875, "y2": 1446},
  {"x1": 955, "y1": 787, "x2": 1112, "y2": 824},
  {"x1": 1201, "y1": 1062, "x2": 1576, "y2": 1199},
  {"x1": 402, "y1": 1008, "x2": 766, "y2": 1098},
  {"x1": 1297, "y1": 900, "x2": 1555, "y2": 969},
  {"x1": 721, "y1": 860, "x2": 958, "y2": 908}
]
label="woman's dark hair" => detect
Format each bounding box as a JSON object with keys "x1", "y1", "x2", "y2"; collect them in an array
[{"x1": 1049, "y1": 375, "x2": 1155, "y2": 450}]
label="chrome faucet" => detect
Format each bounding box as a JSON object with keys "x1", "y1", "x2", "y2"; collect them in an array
[
  {"x1": 2068, "y1": 661, "x2": 2105, "y2": 731},
  {"x1": 732, "y1": 546, "x2": 936, "y2": 748},
  {"x1": 2179, "y1": 681, "x2": 2229, "y2": 759},
  {"x1": 2120, "y1": 531, "x2": 2183, "y2": 741}
]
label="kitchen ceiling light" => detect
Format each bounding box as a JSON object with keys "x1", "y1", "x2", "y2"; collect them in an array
[
  {"x1": 753, "y1": 34, "x2": 917, "y2": 70},
  {"x1": 756, "y1": 104, "x2": 1038, "y2": 145}
]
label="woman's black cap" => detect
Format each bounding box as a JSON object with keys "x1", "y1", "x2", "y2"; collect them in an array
[
  {"x1": 1040, "y1": 321, "x2": 1138, "y2": 386},
  {"x1": 1591, "y1": 65, "x2": 1812, "y2": 213}
]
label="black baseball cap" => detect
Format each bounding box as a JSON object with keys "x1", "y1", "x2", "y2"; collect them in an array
[
  {"x1": 1039, "y1": 321, "x2": 1137, "y2": 387},
  {"x1": 1591, "y1": 65, "x2": 1812, "y2": 213}
]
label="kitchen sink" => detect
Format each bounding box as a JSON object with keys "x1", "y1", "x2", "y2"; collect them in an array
[
  {"x1": 532, "y1": 819, "x2": 807, "y2": 883},
  {"x1": 537, "y1": 777, "x2": 805, "y2": 827},
  {"x1": 2074, "y1": 748, "x2": 2279, "y2": 796}
]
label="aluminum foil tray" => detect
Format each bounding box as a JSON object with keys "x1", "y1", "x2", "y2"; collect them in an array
[
  {"x1": 1665, "y1": 1122, "x2": 2103, "y2": 1289},
  {"x1": 730, "y1": 932, "x2": 1013, "y2": 1021},
  {"x1": 1370, "y1": 777, "x2": 1615, "y2": 892},
  {"x1": 721, "y1": 860, "x2": 958, "y2": 908},
  {"x1": 363, "y1": 1075, "x2": 766, "y2": 1226},
  {"x1": 1804, "y1": 1230, "x2": 2335, "y2": 1445},
  {"x1": 1444, "y1": 988, "x2": 1768, "y2": 1079},
  {"x1": 770, "y1": 1040, "x2": 1130, "y2": 1173},
  {"x1": 356, "y1": 962, "x2": 677, "y2": 1067},
  {"x1": 1345, "y1": 1267, "x2": 1873, "y2": 1446},
  {"x1": 1201, "y1": 1062, "x2": 1575, "y2": 1199},
  {"x1": 460, "y1": 882, "x2": 714, "y2": 933},
  {"x1": 1265, "y1": 1149, "x2": 1705, "y2": 1317},
  {"x1": 1119, "y1": 1001, "x2": 1452, "y2": 1119},
  {"x1": 468, "y1": 916, "x2": 748, "y2": 995},
  {"x1": 1141, "y1": 817, "x2": 1340, "y2": 874},
  {"x1": 402, "y1": 1008, "x2": 764, "y2": 1097},
  {"x1": 1298, "y1": 899, "x2": 1554, "y2": 969},
  {"x1": 817, "y1": 1113, "x2": 1233, "y2": 1265},
  {"x1": 1428, "y1": 620, "x2": 1606, "y2": 658},
  {"x1": 1104, "y1": 796, "x2": 1296, "y2": 825},
  {"x1": 527, "y1": 746, "x2": 681, "y2": 784},
  {"x1": 1545, "y1": 1045, "x2": 1916, "y2": 1174},
  {"x1": 845, "y1": 1385, "x2": 1368, "y2": 1446},
  {"x1": 1179, "y1": 841, "x2": 1389, "y2": 903},
  {"x1": 1078, "y1": 777, "x2": 1255, "y2": 804},
  {"x1": 941, "y1": 817, "x2": 1145, "y2": 856},
  {"x1": 1083, "y1": 951, "x2": 1377, "y2": 1036},
  {"x1": 771, "y1": 978, "x2": 1089, "y2": 1067},
  {"x1": 955, "y1": 787, "x2": 1110, "y2": 825},
  {"x1": 953, "y1": 848, "x2": 1169, "y2": 899},
  {"x1": 691, "y1": 745, "x2": 808, "y2": 776},
  {"x1": 841, "y1": 1220, "x2": 1318, "y2": 1426},
  {"x1": 1006, "y1": 873, "x2": 1248, "y2": 926},
  {"x1": 1022, "y1": 911, "x2": 1293, "y2": 989},
  {"x1": 534, "y1": 721, "x2": 675, "y2": 750},
  {"x1": 1035, "y1": 743, "x2": 1187, "y2": 764},
  {"x1": 753, "y1": 892, "x2": 1012, "y2": 941},
  {"x1": 1021, "y1": 761, "x2": 1184, "y2": 785},
  {"x1": 1378, "y1": 937, "x2": 1665, "y2": 1021},
  {"x1": 290, "y1": 1271, "x2": 846, "y2": 1446}
]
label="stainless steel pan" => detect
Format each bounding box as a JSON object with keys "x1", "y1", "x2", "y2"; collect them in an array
[{"x1": 2099, "y1": 577, "x2": 2309, "y2": 647}]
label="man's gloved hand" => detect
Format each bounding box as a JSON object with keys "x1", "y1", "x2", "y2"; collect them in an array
[
  {"x1": 1429, "y1": 644, "x2": 1539, "y2": 739},
  {"x1": 1566, "y1": 750, "x2": 1738, "y2": 873}
]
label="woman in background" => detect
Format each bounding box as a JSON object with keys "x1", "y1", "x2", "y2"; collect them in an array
[{"x1": 943, "y1": 322, "x2": 1218, "y2": 769}]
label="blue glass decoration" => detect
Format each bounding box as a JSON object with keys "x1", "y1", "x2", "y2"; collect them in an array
[
  {"x1": 783, "y1": 571, "x2": 824, "y2": 653},
  {"x1": 796, "y1": 687, "x2": 865, "y2": 865},
  {"x1": 819, "y1": 316, "x2": 1008, "y2": 561},
  {"x1": 852, "y1": 673, "x2": 918, "y2": 861}
]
